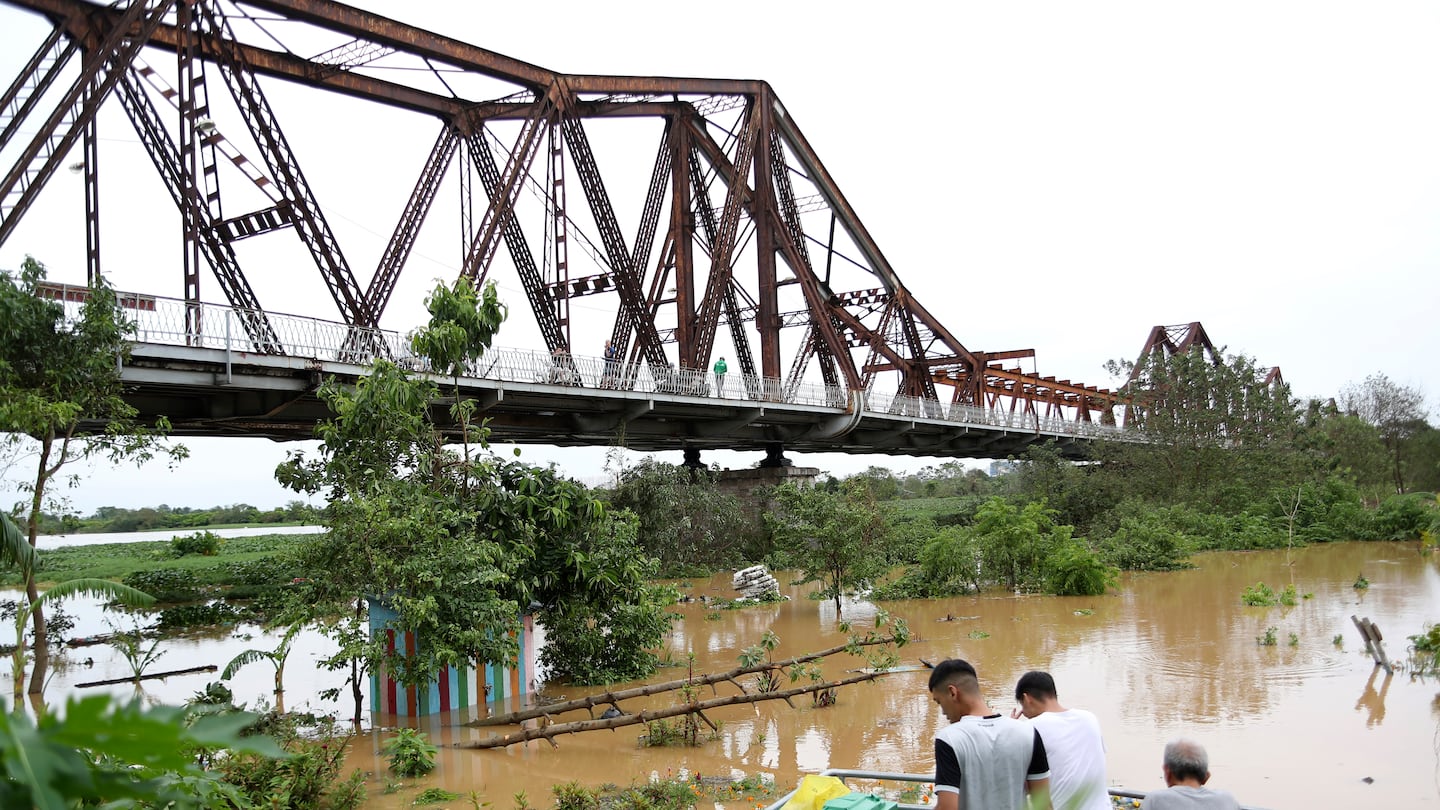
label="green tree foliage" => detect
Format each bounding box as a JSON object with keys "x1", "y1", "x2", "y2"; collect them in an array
[
  {"x1": 0, "y1": 694, "x2": 282, "y2": 808},
  {"x1": 767, "y1": 481, "x2": 890, "y2": 614},
  {"x1": 1106, "y1": 346, "x2": 1305, "y2": 511},
  {"x1": 278, "y1": 282, "x2": 672, "y2": 700},
  {"x1": 0, "y1": 257, "x2": 184, "y2": 694},
  {"x1": 1340, "y1": 373, "x2": 1429, "y2": 493},
  {"x1": 968, "y1": 497, "x2": 1110, "y2": 593},
  {"x1": 1005, "y1": 442, "x2": 1118, "y2": 533},
  {"x1": 1093, "y1": 501, "x2": 1195, "y2": 571},
  {"x1": 919, "y1": 525, "x2": 982, "y2": 594},
  {"x1": 604, "y1": 459, "x2": 749, "y2": 573},
  {"x1": 1300, "y1": 401, "x2": 1391, "y2": 502}
]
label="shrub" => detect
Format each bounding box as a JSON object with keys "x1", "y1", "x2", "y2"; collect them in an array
[
  {"x1": 157, "y1": 602, "x2": 241, "y2": 629},
  {"x1": 870, "y1": 567, "x2": 967, "y2": 600},
  {"x1": 1366, "y1": 494, "x2": 1437, "y2": 541},
  {"x1": 383, "y1": 727, "x2": 436, "y2": 777},
  {"x1": 1043, "y1": 541, "x2": 1117, "y2": 596},
  {"x1": 1241, "y1": 582, "x2": 1278, "y2": 606},
  {"x1": 917, "y1": 525, "x2": 981, "y2": 594},
  {"x1": 225, "y1": 555, "x2": 305, "y2": 586},
  {"x1": 170, "y1": 531, "x2": 221, "y2": 557},
  {"x1": 216, "y1": 711, "x2": 360, "y2": 809},
  {"x1": 122, "y1": 568, "x2": 203, "y2": 603},
  {"x1": 552, "y1": 781, "x2": 601, "y2": 810},
  {"x1": 1095, "y1": 506, "x2": 1193, "y2": 571}
]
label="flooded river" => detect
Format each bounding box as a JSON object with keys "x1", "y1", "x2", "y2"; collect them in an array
[{"x1": 6, "y1": 540, "x2": 1438, "y2": 808}]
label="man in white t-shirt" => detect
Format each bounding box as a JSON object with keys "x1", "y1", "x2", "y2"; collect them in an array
[{"x1": 1012, "y1": 671, "x2": 1110, "y2": 810}]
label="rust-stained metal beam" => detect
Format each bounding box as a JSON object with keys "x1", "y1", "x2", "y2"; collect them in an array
[
  {"x1": 0, "y1": 0, "x2": 175, "y2": 247},
  {"x1": 560, "y1": 75, "x2": 763, "y2": 96},
  {"x1": 364, "y1": 123, "x2": 458, "y2": 322},
  {"x1": 114, "y1": 69, "x2": 283, "y2": 351},
  {"x1": 0, "y1": 24, "x2": 78, "y2": 149},
  {"x1": 692, "y1": 102, "x2": 759, "y2": 368},
  {"x1": 668, "y1": 121, "x2": 695, "y2": 361},
  {"x1": 461, "y1": 86, "x2": 556, "y2": 288},
  {"x1": 0, "y1": 0, "x2": 1123, "y2": 427},
  {"x1": 465, "y1": 127, "x2": 564, "y2": 352},
  {"x1": 237, "y1": 0, "x2": 556, "y2": 89},
  {"x1": 560, "y1": 113, "x2": 668, "y2": 370},
  {"x1": 7, "y1": 0, "x2": 466, "y2": 116}
]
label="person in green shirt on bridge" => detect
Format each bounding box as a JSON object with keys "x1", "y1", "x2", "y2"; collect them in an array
[{"x1": 714, "y1": 356, "x2": 728, "y2": 396}]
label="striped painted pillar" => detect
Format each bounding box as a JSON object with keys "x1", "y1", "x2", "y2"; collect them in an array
[{"x1": 366, "y1": 600, "x2": 538, "y2": 717}]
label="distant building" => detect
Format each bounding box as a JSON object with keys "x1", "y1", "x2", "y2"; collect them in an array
[{"x1": 988, "y1": 459, "x2": 1019, "y2": 477}]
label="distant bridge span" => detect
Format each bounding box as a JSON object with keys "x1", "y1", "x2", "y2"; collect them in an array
[{"x1": 88, "y1": 288, "x2": 1128, "y2": 460}]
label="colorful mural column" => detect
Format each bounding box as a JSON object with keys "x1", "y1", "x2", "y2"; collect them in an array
[{"x1": 366, "y1": 600, "x2": 537, "y2": 717}]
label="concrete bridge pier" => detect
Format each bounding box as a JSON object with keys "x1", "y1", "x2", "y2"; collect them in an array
[{"x1": 759, "y1": 442, "x2": 793, "y2": 468}]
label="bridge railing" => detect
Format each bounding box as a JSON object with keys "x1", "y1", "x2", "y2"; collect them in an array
[{"x1": 39, "y1": 285, "x2": 1127, "y2": 440}]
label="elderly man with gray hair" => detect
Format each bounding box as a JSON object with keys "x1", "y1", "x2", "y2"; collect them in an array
[{"x1": 1140, "y1": 738, "x2": 1240, "y2": 810}]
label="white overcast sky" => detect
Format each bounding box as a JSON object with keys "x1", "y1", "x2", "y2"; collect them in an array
[{"x1": 2, "y1": 1, "x2": 1437, "y2": 514}]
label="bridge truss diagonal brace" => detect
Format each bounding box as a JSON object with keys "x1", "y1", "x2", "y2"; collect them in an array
[
  {"x1": 363, "y1": 122, "x2": 460, "y2": 322},
  {"x1": 0, "y1": 25, "x2": 79, "y2": 150},
  {"x1": 461, "y1": 84, "x2": 557, "y2": 292},
  {"x1": 113, "y1": 70, "x2": 283, "y2": 352},
  {"x1": 0, "y1": 0, "x2": 176, "y2": 247},
  {"x1": 464, "y1": 127, "x2": 565, "y2": 352},
  {"x1": 607, "y1": 121, "x2": 675, "y2": 370},
  {"x1": 691, "y1": 101, "x2": 759, "y2": 369},
  {"x1": 684, "y1": 109, "x2": 862, "y2": 392},
  {"x1": 188, "y1": 0, "x2": 372, "y2": 328},
  {"x1": 558, "y1": 110, "x2": 668, "y2": 371}
]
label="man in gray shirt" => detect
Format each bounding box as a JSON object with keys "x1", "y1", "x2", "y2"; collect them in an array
[{"x1": 1140, "y1": 738, "x2": 1241, "y2": 810}]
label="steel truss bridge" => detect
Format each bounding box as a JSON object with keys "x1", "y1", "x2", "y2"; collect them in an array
[
  {"x1": 39, "y1": 283, "x2": 1128, "y2": 458},
  {"x1": 2, "y1": 0, "x2": 1134, "y2": 460}
]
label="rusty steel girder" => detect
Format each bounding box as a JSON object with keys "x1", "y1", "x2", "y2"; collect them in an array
[{"x1": 0, "y1": 0, "x2": 1125, "y2": 427}]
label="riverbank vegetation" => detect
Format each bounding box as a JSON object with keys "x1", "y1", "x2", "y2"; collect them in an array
[
  {"x1": 1, "y1": 257, "x2": 187, "y2": 696},
  {"x1": 28, "y1": 501, "x2": 320, "y2": 535},
  {"x1": 592, "y1": 346, "x2": 1439, "y2": 604}
]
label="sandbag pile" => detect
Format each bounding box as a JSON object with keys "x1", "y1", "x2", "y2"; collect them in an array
[{"x1": 732, "y1": 565, "x2": 780, "y2": 600}]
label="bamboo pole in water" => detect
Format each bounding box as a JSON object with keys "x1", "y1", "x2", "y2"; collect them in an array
[
  {"x1": 466, "y1": 636, "x2": 901, "y2": 727},
  {"x1": 75, "y1": 665, "x2": 218, "y2": 688},
  {"x1": 459, "y1": 671, "x2": 889, "y2": 749}
]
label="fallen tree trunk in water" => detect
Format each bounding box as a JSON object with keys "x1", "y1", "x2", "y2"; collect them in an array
[
  {"x1": 467, "y1": 636, "x2": 900, "y2": 728},
  {"x1": 76, "y1": 665, "x2": 218, "y2": 688},
  {"x1": 459, "y1": 671, "x2": 888, "y2": 749}
]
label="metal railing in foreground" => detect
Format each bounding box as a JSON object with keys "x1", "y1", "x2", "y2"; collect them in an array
[
  {"x1": 759, "y1": 768, "x2": 1269, "y2": 810},
  {"x1": 39, "y1": 284, "x2": 1131, "y2": 440}
]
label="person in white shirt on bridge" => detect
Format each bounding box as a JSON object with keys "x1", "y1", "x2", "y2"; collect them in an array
[{"x1": 1011, "y1": 670, "x2": 1110, "y2": 810}]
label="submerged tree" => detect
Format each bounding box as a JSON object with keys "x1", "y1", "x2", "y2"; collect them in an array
[
  {"x1": 0, "y1": 257, "x2": 184, "y2": 694},
  {"x1": 767, "y1": 480, "x2": 889, "y2": 615},
  {"x1": 277, "y1": 281, "x2": 672, "y2": 714}
]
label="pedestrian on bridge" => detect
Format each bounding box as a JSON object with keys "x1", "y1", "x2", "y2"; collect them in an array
[
  {"x1": 714, "y1": 356, "x2": 728, "y2": 396},
  {"x1": 603, "y1": 339, "x2": 618, "y2": 387}
]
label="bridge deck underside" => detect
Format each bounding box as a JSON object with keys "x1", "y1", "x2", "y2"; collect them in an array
[{"x1": 114, "y1": 345, "x2": 1091, "y2": 459}]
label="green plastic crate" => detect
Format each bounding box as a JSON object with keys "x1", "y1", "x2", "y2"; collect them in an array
[{"x1": 822, "y1": 794, "x2": 897, "y2": 810}]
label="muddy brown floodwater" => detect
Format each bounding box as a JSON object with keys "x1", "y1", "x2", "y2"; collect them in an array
[{"x1": 7, "y1": 540, "x2": 1440, "y2": 809}]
